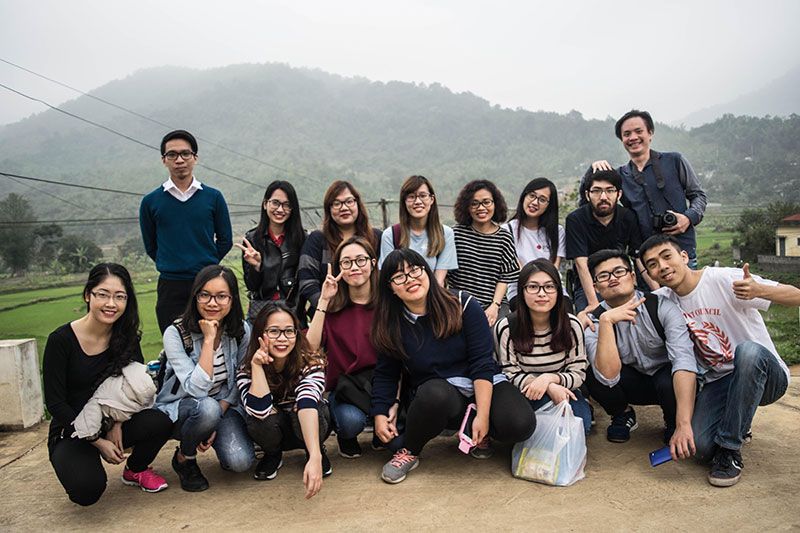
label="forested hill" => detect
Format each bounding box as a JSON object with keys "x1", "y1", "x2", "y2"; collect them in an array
[{"x1": 0, "y1": 62, "x2": 798, "y2": 238}]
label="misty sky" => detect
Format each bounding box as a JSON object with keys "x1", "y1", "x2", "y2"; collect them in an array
[{"x1": 1, "y1": 0, "x2": 799, "y2": 126}]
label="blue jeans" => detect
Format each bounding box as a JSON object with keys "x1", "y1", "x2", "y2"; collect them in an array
[
  {"x1": 175, "y1": 397, "x2": 255, "y2": 472},
  {"x1": 328, "y1": 392, "x2": 369, "y2": 440},
  {"x1": 692, "y1": 342, "x2": 788, "y2": 461},
  {"x1": 572, "y1": 286, "x2": 600, "y2": 314},
  {"x1": 530, "y1": 390, "x2": 593, "y2": 435}
]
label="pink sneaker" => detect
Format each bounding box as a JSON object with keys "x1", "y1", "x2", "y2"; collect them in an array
[{"x1": 122, "y1": 467, "x2": 169, "y2": 493}]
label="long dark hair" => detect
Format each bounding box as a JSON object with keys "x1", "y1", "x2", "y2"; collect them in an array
[
  {"x1": 371, "y1": 248, "x2": 462, "y2": 360},
  {"x1": 398, "y1": 175, "x2": 445, "y2": 257},
  {"x1": 513, "y1": 178, "x2": 560, "y2": 262},
  {"x1": 180, "y1": 265, "x2": 245, "y2": 340},
  {"x1": 453, "y1": 179, "x2": 508, "y2": 226},
  {"x1": 328, "y1": 235, "x2": 378, "y2": 313},
  {"x1": 512, "y1": 259, "x2": 573, "y2": 354},
  {"x1": 322, "y1": 180, "x2": 377, "y2": 255},
  {"x1": 240, "y1": 302, "x2": 322, "y2": 400},
  {"x1": 84, "y1": 263, "x2": 141, "y2": 387},
  {"x1": 254, "y1": 180, "x2": 305, "y2": 251}
]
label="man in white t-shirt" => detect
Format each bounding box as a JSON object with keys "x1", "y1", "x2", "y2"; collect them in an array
[{"x1": 640, "y1": 234, "x2": 799, "y2": 487}]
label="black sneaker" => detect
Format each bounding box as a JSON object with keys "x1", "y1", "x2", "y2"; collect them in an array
[
  {"x1": 171, "y1": 447, "x2": 209, "y2": 492},
  {"x1": 708, "y1": 447, "x2": 743, "y2": 487},
  {"x1": 305, "y1": 446, "x2": 333, "y2": 477},
  {"x1": 607, "y1": 407, "x2": 638, "y2": 443},
  {"x1": 371, "y1": 434, "x2": 387, "y2": 451},
  {"x1": 254, "y1": 451, "x2": 283, "y2": 481},
  {"x1": 337, "y1": 436, "x2": 362, "y2": 459}
]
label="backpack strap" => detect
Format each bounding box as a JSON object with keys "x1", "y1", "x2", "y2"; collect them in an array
[
  {"x1": 391, "y1": 223, "x2": 402, "y2": 249},
  {"x1": 590, "y1": 304, "x2": 618, "y2": 342},
  {"x1": 643, "y1": 293, "x2": 666, "y2": 342}
]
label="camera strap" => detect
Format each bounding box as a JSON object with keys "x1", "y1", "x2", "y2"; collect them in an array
[{"x1": 631, "y1": 150, "x2": 679, "y2": 215}]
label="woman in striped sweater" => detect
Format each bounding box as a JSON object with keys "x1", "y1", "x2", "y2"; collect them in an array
[
  {"x1": 236, "y1": 302, "x2": 331, "y2": 499},
  {"x1": 449, "y1": 180, "x2": 520, "y2": 327},
  {"x1": 494, "y1": 259, "x2": 592, "y2": 434}
]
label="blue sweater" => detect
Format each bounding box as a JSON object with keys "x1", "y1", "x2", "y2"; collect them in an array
[
  {"x1": 370, "y1": 293, "x2": 499, "y2": 417},
  {"x1": 139, "y1": 185, "x2": 233, "y2": 280}
]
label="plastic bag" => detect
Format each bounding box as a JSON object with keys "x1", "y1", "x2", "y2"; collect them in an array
[{"x1": 511, "y1": 400, "x2": 586, "y2": 486}]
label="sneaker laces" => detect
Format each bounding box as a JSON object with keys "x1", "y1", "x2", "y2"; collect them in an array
[
  {"x1": 712, "y1": 447, "x2": 743, "y2": 469},
  {"x1": 135, "y1": 468, "x2": 165, "y2": 485},
  {"x1": 389, "y1": 448, "x2": 416, "y2": 468}
]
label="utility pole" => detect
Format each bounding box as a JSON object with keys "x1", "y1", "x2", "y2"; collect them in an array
[{"x1": 380, "y1": 198, "x2": 389, "y2": 229}]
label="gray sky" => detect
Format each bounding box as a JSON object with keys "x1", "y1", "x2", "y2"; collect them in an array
[{"x1": 1, "y1": 0, "x2": 799, "y2": 126}]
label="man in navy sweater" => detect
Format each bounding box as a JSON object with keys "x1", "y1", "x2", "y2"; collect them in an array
[{"x1": 139, "y1": 130, "x2": 233, "y2": 333}]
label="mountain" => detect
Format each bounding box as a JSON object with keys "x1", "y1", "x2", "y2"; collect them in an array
[
  {"x1": 678, "y1": 65, "x2": 800, "y2": 127},
  {"x1": 0, "y1": 62, "x2": 798, "y2": 243}
]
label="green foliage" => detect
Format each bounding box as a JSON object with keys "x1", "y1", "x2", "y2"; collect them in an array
[
  {"x1": 56, "y1": 234, "x2": 103, "y2": 273},
  {"x1": 0, "y1": 194, "x2": 36, "y2": 275},
  {"x1": 732, "y1": 201, "x2": 800, "y2": 262}
]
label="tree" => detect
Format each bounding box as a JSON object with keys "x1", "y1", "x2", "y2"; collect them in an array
[
  {"x1": 56, "y1": 234, "x2": 103, "y2": 273},
  {"x1": 0, "y1": 194, "x2": 36, "y2": 276},
  {"x1": 733, "y1": 201, "x2": 800, "y2": 262},
  {"x1": 33, "y1": 223, "x2": 64, "y2": 265}
]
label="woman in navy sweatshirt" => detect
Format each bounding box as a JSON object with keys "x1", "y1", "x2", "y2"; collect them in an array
[{"x1": 370, "y1": 249, "x2": 535, "y2": 484}]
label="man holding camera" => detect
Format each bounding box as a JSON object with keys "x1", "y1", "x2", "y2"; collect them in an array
[{"x1": 589, "y1": 109, "x2": 707, "y2": 268}]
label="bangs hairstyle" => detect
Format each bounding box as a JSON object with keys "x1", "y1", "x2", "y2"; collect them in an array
[
  {"x1": 453, "y1": 179, "x2": 508, "y2": 226},
  {"x1": 180, "y1": 265, "x2": 245, "y2": 341},
  {"x1": 398, "y1": 175, "x2": 445, "y2": 257},
  {"x1": 323, "y1": 180, "x2": 377, "y2": 254},
  {"x1": 614, "y1": 109, "x2": 655, "y2": 140},
  {"x1": 240, "y1": 302, "x2": 322, "y2": 400},
  {"x1": 512, "y1": 259, "x2": 573, "y2": 354},
  {"x1": 513, "y1": 178, "x2": 560, "y2": 262},
  {"x1": 84, "y1": 263, "x2": 142, "y2": 388},
  {"x1": 370, "y1": 248, "x2": 462, "y2": 360},
  {"x1": 255, "y1": 180, "x2": 306, "y2": 251},
  {"x1": 328, "y1": 235, "x2": 378, "y2": 313},
  {"x1": 639, "y1": 234, "x2": 684, "y2": 262}
]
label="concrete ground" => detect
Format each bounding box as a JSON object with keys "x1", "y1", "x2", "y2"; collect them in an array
[{"x1": 1, "y1": 370, "x2": 798, "y2": 532}]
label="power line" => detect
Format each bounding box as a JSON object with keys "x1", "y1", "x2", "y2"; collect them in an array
[{"x1": 0, "y1": 57, "x2": 329, "y2": 188}]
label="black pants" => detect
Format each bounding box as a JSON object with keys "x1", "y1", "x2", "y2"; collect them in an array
[
  {"x1": 585, "y1": 364, "x2": 677, "y2": 427},
  {"x1": 401, "y1": 379, "x2": 535, "y2": 456},
  {"x1": 246, "y1": 406, "x2": 332, "y2": 454},
  {"x1": 48, "y1": 409, "x2": 173, "y2": 506},
  {"x1": 156, "y1": 278, "x2": 194, "y2": 333}
]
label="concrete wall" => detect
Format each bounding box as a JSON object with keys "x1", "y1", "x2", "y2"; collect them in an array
[
  {"x1": 0, "y1": 339, "x2": 44, "y2": 430},
  {"x1": 775, "y1": 225, "x2": 800, "y2": 257},
  {"x1": 757, "y1": 254, "x2": 800, "y2": 273}
]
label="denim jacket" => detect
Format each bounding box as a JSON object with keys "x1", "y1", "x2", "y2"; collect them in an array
[{"x1": 155, "y1": 321, "x2": 251, "y2": 422}]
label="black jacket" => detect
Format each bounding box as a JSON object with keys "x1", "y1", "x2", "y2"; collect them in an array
[{"x1": 242, "y1": 228, "x2": 303, "y2": 307}]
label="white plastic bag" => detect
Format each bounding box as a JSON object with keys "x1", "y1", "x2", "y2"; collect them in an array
[{"x1": 511, "y1": 400, "x2": 586, "y2": 486}]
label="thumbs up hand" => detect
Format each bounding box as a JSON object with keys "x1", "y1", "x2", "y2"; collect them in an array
[{"x1": 732, "y1": 262, "x2": 760, "y2": 300}]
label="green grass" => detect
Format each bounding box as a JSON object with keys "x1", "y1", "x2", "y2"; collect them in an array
[{"x1": 761, "y1": 304, "x2": 800, "y2": 366}]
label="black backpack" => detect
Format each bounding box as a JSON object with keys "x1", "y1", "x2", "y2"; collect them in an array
[
  {"x1": 155, "y1": 319, "x2": 193, "y2": 395},
  {"x1": 589, "y1": 292, "x2": 665, "y2": 342}
]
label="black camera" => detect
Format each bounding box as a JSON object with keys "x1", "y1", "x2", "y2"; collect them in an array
[{"x1": 653, "y1": 211, "x2": 678, "y2": 231}]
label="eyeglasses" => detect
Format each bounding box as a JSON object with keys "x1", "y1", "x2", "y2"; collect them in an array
[
  {"x1": 267, "y1": 199, "x2": 292, "y2": 211},
  {"x1": 405, "y1": 192, "x2": 433, "y2": 204},
  {"x1": 588, "y1": 187, "x2": 619, "y2": 197},
  {"x1": 390, "y1": 265, "x2": 424, "y2": 285},
  {"x1": 470, "y1": 199, "x2": 494, "y2": 210},
  {"x1": 523, "y1": 283, "x2": 558, "y2": 295},
  {"x1": 340, "y1": 255, "x2": 370, "y2": 269},
  {"x1": 525, "y1": 193, "x2": 550, "y2": 205},
  {"x1": 331, "y1": 197, "x2": 357, "y2": 210},
  {"x1": 594, "y1": 266, "x2": 632, "y2": 283},
  {"x1": 197, "y1": 292, "x2": 232, "y2": 305},
  {"x1": 163, "y1": 150, "x2": 196, "y2": 161},
  {"x1": 265, "y1": 327, "x2": 297, "y2": 340},
  {"x1": 90, "y1": 290, "x2": 128, "y2": 303}
]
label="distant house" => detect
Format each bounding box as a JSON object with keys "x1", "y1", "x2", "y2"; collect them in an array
[{"x1": 775, "y1": 213, "x2": 800, "y2": 257}]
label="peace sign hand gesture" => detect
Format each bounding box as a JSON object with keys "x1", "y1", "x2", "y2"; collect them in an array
[
  {"x1": 320, "y1": 263, "x2": 344, "y2": 302},
  {"x1": 234, "y1": 237, "x2": 262, "y2": 268},
  {"x1": 251, "y1": 334, "x2": 273, "y2": 367}
]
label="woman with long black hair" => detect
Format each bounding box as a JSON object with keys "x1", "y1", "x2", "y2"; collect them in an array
[
  {"x1": 236, "y1": 180, "x2": 306, "y2": 321},
  {"x1": 504, "y1": 178, "x2": 565, "y2": 268},
  {"x1": 44, "y1": 263, "x2": 173, "y2": 505},
  {"x1": 370, "y1": 249, "x2": 535, "y2": 484}
]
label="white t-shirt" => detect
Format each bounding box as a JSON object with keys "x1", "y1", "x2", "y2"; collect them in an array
[
  {"x1": 504, "y1": 219, "x2": 566, "y2": 265},
  {"x1": 654, "y1": 267, "x2": 788, "y2": 383},
  {"x1": 378, "y1": 224, "x2": 458, "y2": 271}
]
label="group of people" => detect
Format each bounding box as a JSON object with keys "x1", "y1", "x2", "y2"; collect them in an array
[{"x1": 43, "y1": 111, "x2": 798, "y2": 507}]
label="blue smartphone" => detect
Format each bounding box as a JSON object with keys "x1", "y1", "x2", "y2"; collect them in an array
[{"x1": 649, "y1": 446, "x2": 673, "y2": 467}]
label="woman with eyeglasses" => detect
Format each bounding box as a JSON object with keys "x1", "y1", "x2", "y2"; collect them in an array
[
  {"x1": 236, "y1": 303, "x2": 331, "y2": 498},
  {"x1": 236, "y1": 180, "x2": 306, "y2": 322},
  {"x1": 494, "y1": 259, "x2": 591, "y2": 434},
  {"x1": 370, "y1": 249, "x2": 535, "y2": 484},
  {"x1": 448, "y1": 180, "x2": 519, "y2": 328},
  {"x1": 155, "y1": 265, "x2": 254, "y2": 492},
  {"x1": 44, "y1": 263, "x2": 173, "y2": 505},
  {"x1": 379, "y1": 175, "x2": 457, "y2": 286},
  {"x1": 298, "y1": 180, "x2": 381, "y2": 320},
  {"x1": 306, "y1": 236, "x2": 387, "y2": 459}
]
